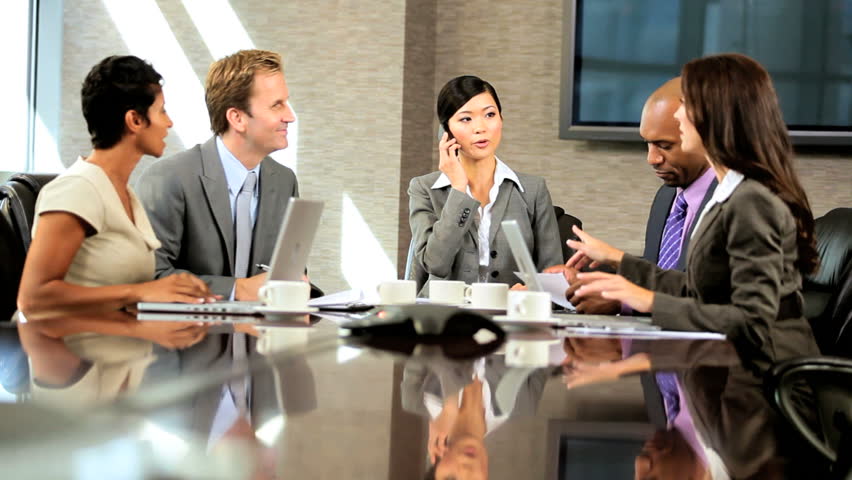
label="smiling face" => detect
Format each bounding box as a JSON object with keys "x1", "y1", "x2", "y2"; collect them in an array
[
  {"x1": 243, "y1": 71, "x2": 295, "y2": 156},
  {"x1": 137, "y1": 91, "x2": 173, "y2": 158},
  {"x1": 640, "y1": 96, "x2": 707, "y2": 188},
  {"x1": 447, "y1": 92, "x2": 502, "y2": 162}
]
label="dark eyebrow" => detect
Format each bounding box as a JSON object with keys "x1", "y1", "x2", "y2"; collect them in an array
[{"x1": 456, "y1": 105, "x2": 496, "y2": 115}]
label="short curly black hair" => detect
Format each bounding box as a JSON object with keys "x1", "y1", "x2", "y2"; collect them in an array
[{"x1": 80, "y1": 55, "x2": 163, "y2": 149}]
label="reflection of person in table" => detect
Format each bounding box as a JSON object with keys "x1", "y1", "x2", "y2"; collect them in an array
[
  {"x1": 559, "y1": 343, "x2": 711, "y2": 480},
  {"x1": 17, "y1": 311, "x2": 206, "y2": 407},
  {"x1": 427, "y1": 378, "x2": 489, "y2": 480}
]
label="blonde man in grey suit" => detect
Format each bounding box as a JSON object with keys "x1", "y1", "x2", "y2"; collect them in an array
[
  {"x1": 137, "y1": 50, "x2": 298, "y2": 301},
  {"x1": 408, "y1": 76, "x2": 562, "y2": 292}
]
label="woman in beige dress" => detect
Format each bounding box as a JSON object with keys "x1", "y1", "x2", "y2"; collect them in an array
[{"x1": 16, "y1": 55, "x2": 214, "y2": 404}]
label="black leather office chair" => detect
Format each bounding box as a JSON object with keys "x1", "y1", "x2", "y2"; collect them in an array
[
  {"x1": 0, "y1": 173, "x2": 57, "y2": 395},
  {"x1": 553, "y1": 206, "x2": 582, "y2": 262},
  {"x1": 767, "y1": 356, "x2": 852, "y2": 479},
  {"x1": 803, "y1": 208, "x2": 852, "y2": 357},
  {"x1": 0, "y1": 173, "x2": 57, "y2": 320}
]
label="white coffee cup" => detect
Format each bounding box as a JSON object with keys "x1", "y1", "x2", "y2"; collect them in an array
[
  {"x1": 507, "y1": 290, "x2": 551, "y2": 320},
  {"x1": 429, "y1": 280, "x2": 466, "y2": 305},
  {"x1": 465, "y1": 283, "x2": 509, "y2": 309},
  {"x1": 377, "y1": 280, "x2": 417, "y2": 305},
  {"x1": 258, "y1": 280, "x2": 311, "y2": 309},
  {"x1": 505, "y1": 339, "x2": 552, "y2": 367},
  {"x1": 256, "y1": 327, "x2": 310, "y2": 355}
]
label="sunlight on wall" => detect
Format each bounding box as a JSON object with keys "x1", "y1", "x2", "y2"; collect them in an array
[
  {"x1": 341, "y1": 193, "x2": 397, "y2": 292},
  {"x1": 103, "y1": 0, "x2": 212, "y2": 148},
  {"x1": 1, "y1": 1, "x2": 30, "y2": 172},
  {"x1": 181, "y1": 0, "x2": 253, "y2": 59},
  {"x1": 179, "y1": 0, "x2": 298, "y2": 172}
]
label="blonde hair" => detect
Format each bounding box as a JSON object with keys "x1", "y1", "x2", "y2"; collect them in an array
[{"x1": 205, "y1": 49, "x2": 283, "y2": 135}]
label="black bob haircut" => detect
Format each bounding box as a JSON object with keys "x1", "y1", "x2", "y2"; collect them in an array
[{"x1": 81, "y1": 55, "x2": 163, "y2": 149}]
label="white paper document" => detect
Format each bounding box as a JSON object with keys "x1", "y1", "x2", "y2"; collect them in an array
[
  {"x1": 515, "y1": 272, "x2": 576, "y2": 311},
  {"x1": 308, "y1": 289, "x2": 366, "y2": 307}
]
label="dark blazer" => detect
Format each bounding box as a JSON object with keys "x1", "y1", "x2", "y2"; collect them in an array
[
  {"x1": 135, "y1": 137, "x2": 299, "y2": 297},
  {"x1": 408, "y1": 171, "x2": 562, "y2": 290},
  {"x1": 620, "y1": 178, "x2": 820, "y2": 372},
  {"x1": 642, "y1": 180, "x2": 717, "y2": 268}
]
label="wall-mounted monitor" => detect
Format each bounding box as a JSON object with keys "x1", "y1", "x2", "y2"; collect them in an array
[{"x1": 559, "y1": 0, "x2": 852, "y2": 146}]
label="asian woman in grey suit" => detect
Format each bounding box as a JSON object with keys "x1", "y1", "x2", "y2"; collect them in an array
[
  {"x1": 565, "y1": 54, "x2": 821, "y2": 370},
  {"x1": 408, "y1": 76, "x2": 562, "y2": 291}
]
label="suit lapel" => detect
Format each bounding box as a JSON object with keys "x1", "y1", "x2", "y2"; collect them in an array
[
  {"x1": 250, "y1": 159, "x2": 288, "y2": 272},
  {"x1": 488, "y1": 180, "x2": 515, "y2": 245},
  {"x1": 677, "y1": 178, "x2": 718, "y2": 270},
  {"x1": 686, "y1": 202, "x2": 722, "y2": 268},
  {"x1": 646, "y1": 187, "x2": 676, "y2": 264},
  {"x1": 199, "y1": 138, "x2": 235, "y2": 274}
]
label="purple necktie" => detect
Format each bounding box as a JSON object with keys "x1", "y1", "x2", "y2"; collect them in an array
[
  {"x1": 657, "y1": 193, "x2": 688, "y2": 270},
  {"x1": 655, "y1": 193, "x2": 687, "y2": 424},
  {"x1": 655, "y1": 371, "x2": 681, "y2": 424}
]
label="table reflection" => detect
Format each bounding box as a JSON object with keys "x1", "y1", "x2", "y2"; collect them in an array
[{"x1": 1, "y1": 309, "x2": 829, "y2": 479}]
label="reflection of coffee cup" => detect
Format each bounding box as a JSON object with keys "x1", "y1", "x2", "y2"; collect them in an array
[
  {"x1": 258, "y1": 281, "x2": 311, "y2": 309},
  {"x1": 507, "y1": 291, "x2": 551, "y2": 320},
  {"x1": 378, "y1": 280, "x2": 417, "y2": 305},
  {"x1": 505, "y1": 339, "x2": 552, "y2": 367},
  {"x1": 429, "y1": 280, "x2": 466, "y2": 305},
  {"x1": 256, "y1": 327, "x2": 310, "y2": 355},
  {"x1": 465, "y1": 283, "x2": 508, "y2": 309}
]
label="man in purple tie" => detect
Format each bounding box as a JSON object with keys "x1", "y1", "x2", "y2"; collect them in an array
[{"x1": 558, "y1": 77, "x2": 718, "y2": 314}]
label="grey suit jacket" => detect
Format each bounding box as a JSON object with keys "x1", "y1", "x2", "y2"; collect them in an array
[
  {"x1": 408, "y1": 171, "x2": 562, "y2": 290},
  {"x1": 620, "y1": 179, "x2": 819, "y2": 372},
  {"x1": 135, "y1": 137, "x2": 299, "y2": 297}
]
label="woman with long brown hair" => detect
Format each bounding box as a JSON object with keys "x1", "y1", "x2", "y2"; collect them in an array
[{"x1": 566, "y1": 53, "x2": 820, "y2": 367}]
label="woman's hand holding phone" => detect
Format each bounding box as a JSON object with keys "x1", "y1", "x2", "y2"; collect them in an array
[{"x1": 438, "y1": 132, "x2": 468, "y2": 192}]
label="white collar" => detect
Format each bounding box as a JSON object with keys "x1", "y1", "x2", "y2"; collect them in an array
[
  {"x1": 431, "y1": 157, "x2": 524, "y2": 192},
  {"x1": 689, "y1": 169, "x2": 745, "y2": 241},
  {"x1": 709, "y1": 169, "x2": 745, "y2": 204}
]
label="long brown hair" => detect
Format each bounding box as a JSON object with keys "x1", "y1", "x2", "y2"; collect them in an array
[{"x1": 681, "y1": 53, "x2": 818, "y2": 274}]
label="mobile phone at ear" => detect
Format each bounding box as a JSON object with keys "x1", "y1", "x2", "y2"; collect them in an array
[{"x1": 438, "y1": 124, "x2": 458, "y2": 156}]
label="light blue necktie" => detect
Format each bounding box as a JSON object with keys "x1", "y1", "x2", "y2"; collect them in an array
[{"x1": 231, "y1": 171, "x2": 256, "y2": 414}]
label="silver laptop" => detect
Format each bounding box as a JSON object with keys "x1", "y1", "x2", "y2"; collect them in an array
[
  {"x1": 501, "y1": 219, "x2": 543, "y2": 291},
  {"x1": 138, "y1": 197, "x2": 324, "y2": 315}
]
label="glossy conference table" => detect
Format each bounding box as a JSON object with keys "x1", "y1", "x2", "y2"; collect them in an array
[{"x1": 0, "y1": 307, "x2": 819, "y2": 479}]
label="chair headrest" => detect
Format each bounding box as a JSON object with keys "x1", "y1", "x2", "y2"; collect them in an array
[{"x1": 808, "y1": 208, "x2": 852, "y2": 288}]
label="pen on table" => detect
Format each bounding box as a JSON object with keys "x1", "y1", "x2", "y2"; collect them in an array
[{"x1": 256, "y1": 263, "x2": 270, "y2": 272}]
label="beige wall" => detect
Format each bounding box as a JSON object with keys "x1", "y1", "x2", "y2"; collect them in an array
[{"x1": 58, "y1": 0, "x2": 851, "y2": 294}]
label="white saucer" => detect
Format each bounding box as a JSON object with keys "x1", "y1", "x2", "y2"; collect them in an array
[
  {"x1": 492, "y1": 315, "x2": 560, "y2": 327},
  {"x1": 254, "y1": 306, "x2": 318, "y2": 315}
]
